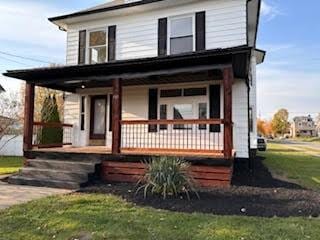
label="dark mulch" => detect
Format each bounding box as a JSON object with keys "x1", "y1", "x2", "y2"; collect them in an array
[{"x1": 81, "y1": 156, "x2": 320, "y2": 218}]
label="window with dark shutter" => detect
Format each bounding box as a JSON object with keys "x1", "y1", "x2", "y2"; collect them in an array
[
  {"x1": 78, "y1": 30, "x2": 86, "y2": 64},
  {"x1": 209, "y1": 85, "x2": 221, "y2": 132},
  {"x1": 196, "y1": 11, "x2": 206, "y2": 51},
  {"x1": 148, "y1": 89, "x2": 158, "y2": 132},
  {"x1": 158, "y1": 18, "x2": 167, "y2": 56},
  {"x1": 108, "y1": 25, "x2": 116, "y2": 61}
]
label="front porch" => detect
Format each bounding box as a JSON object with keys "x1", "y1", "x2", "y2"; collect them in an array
[{"x1": 4, "y1": 47, "x2": 254, "y2": 188}]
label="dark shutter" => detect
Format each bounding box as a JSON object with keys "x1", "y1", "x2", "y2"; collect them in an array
[
  {"x1": 209, "y1": 85, "x2": 221, "y2": 132},
  {"x1": 108, "y1": 25, "x2": 116, "y2": 61},
  {"x1": 109, "y1": 94, "x2": 113, "y2": 132},
  {"x1": 158, "y1": 18, "x2": 167, "y2": 56},
  {"x1": 148, "y1": 89, "x2": 158, "y2": 132},
  {"x1": 196, "y1": 11, "x2": 206, "y2": 51},
  {"x1": 78, "y1": 30, "x2": 86, "y2": 64}
]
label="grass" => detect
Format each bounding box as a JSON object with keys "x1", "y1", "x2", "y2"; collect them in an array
[
  {"x1": 0, "y1": 193, "x2": 319, "y2": 240},
  {"x1": 293, "y1": 137, "x2": 320, "y2": 143},
  {"x1": 0, "y1": 156, "x2": 24, "y2": 175},
  {"x1": 259, "y1": 143, "x2": 320, "y2": 190}
]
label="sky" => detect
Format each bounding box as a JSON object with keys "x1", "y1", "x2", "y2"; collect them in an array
[{"x1": 0, "y1": 0, "x2": 319, "y2": 120}]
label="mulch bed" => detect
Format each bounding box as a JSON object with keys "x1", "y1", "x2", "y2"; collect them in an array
[{"x1": 81, "y1": 156, "x2": 320, "y2": 218}]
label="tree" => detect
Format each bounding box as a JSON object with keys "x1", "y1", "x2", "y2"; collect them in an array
[
  {"x1": 39, "y1": 95, "x2": 63, "y2": 146},
  {"x1": 257, "y1": 118, "x2": 273, "y2": 137},
  {"x1": 271, "y1": 109, "x2": 290, "y2": 136},
  {"x1": 20, "y1": 84, "x2": 64, "y2": 122},
  {"x1": 0, "y1": 90, "x2": 23, "y2": 151}
]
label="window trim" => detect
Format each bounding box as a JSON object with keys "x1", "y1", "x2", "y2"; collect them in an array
[
  {"x1": 80, "y1": 96, "x2": 86, "y2": 131},
  {"x1": 167, "y1": 14, "x2": 196, "y2": 55},
  {"x1": 86, "y1": 27, "x2": 108, "y2": 64},
  {"x1": 157, "y1": 85, "x2": 210, "y2": 131}
]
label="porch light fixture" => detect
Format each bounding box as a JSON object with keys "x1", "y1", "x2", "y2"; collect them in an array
[{"x1": 81, "y1": 84, "x2": 86, "y2": 89}]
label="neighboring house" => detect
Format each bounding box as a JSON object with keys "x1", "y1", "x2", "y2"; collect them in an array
[
  {"x1": 0, "y1": 116, "x2": 23, "y2": 157},
  {"x1": 4, "y1": 0, "x2": 265, "y2": 189},
  {"x1": 291, "y1": 116, "x2": 318, "y2": 138}
]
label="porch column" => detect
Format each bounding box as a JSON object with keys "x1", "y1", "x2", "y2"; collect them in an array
[
  {"x1": 23, "y1": 82, "x2": 35, "y2": 153},
  {"x1": 112, "y1": 78, "x2": 122, "y2": 155},
  {"x1": 223, "y1": 67, "x2": 233, "y2": 159}
]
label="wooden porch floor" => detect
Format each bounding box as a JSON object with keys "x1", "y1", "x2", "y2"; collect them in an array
[{"x1": 32, "y1": 146, "x2": 225, "y2": 158}]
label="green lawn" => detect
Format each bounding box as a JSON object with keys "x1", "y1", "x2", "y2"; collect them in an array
[
  {"x1": 259, "y1": 143, "x2": 320, "y2": 190},
  {"x1": 294, "y1": 137, "x2": 320, "y2": 143},
  {"x1": 0, "y1": 156, "x2": 24, "y2": 175},
  {"x1": 0, "y1": 193, "x2": 319, "y2": 240}
]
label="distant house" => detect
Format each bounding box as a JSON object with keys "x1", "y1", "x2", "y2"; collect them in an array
[{"x1": 291, "y1": 116, "x2": 318, "y2": 138}]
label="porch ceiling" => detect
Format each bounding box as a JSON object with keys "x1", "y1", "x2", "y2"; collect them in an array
[{"x1": 3, "y1": 46, "x2": 252, "y2": 92}]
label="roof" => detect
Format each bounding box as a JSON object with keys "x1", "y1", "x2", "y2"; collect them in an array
[
  {"x1": 3, "y1": 46, "x2": 253, "y2": 92},
  {"x1": 49, "y1": 0, "x2": 165, "y2": 23},
  {"x1": 0, "y1": 84, "x2": 5, "y2": 93}
]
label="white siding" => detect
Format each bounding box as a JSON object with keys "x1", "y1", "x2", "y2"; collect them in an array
[
  {"x1": 64, "y1": 94, "x2": 81, "y2": 146},
  {"x1": 66, "y1": 31, "x2": 79, "y2": 65},
  {"x1": 66, "y1": 0, "x2": 247, "y2": 65},
  {"x1": 0, "y1": 135, "x2": 23, "y2": 156},
  {"x1": 250, "y1": 55, "x2": 258, "y2": 149},
  {"x1": 232, "y1": 79, "x2": 249, "y2": 158}
]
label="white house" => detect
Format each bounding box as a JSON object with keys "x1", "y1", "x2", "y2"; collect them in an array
[{"x1": 4, "y1": 0, "x2": 265, "y2": 189}]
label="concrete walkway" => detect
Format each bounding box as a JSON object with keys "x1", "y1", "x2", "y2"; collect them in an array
[{"x1": 0, "y1": 179, "x2": 72, "y2": 210}]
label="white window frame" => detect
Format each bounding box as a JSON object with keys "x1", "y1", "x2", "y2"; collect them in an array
[
  {"x1": 86, "y1": 28, "x2": 108, "y2": 64},
  {"x1": 157, "y1": 85, "x2": 210, "y2": 131},
  {"x1": 167, "y1": 13, "x2": 196, "y2": 55}
]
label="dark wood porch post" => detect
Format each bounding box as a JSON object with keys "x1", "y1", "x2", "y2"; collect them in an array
[
  {"x1": 23, "y1": 82, "x2": 35, "y2": 152},
  {"x1": 112, "y1": 79, "x2": 122, "y2": 155},
  {"x1": 223, "y1": 67, "x2": 233, "y2": 160}
]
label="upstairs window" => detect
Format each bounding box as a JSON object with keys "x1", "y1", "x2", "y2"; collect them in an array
[
  {"x1": 169, "y1": 16, "x2": 194, "y2": 55},
  {"x1": 89, "y1": 30, "x2": 107, "y2": 64}
]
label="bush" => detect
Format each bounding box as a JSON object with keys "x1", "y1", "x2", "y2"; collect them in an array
[
  {"x1": 136, "y1": 156, "x2": 199, "y2": 200},
  {"x1": 40, "y1": 95, "x2": 63, "y2": 145}
]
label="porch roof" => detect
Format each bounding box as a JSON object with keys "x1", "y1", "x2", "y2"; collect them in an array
[{"x1": 4, "y1": 46, "x2": 252, "y2": 92}]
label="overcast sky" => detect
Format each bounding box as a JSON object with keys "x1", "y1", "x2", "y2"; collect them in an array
[{"x1": 0, "y1": 0, "x2": 319, "y2": 120}]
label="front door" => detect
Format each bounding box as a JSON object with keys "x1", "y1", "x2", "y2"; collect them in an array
[{"x1": 90, "y1": 96, "x2": 107, "y2": 140}]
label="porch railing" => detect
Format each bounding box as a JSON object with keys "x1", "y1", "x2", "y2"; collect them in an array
[
  {"x1": 120, "y1": 119, "x2": 225, "y2": 156},
  {"x1": 32, "y1": 122, "x2": 73, "y2": 148}
]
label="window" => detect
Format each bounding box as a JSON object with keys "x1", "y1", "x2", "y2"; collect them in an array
[
  {"x1": 160, "y1": 104, "x2": 167, "y2": 130},
  {"x1": 160, "y1": 89, "x2": 182, "y2": 98},
  {"x1": 249, "y1": 107, "x2": 253, "y2": 133},
  {"x1": 173, "y1": 104, "x2": 193, "y2": 129},
  {"x1": 80, "y1": 96, "x2": 85, "y2": 131},
  {"x1": 198, "y1": 103, "x2": 207, "y2": 130},
  {"x1": 169, "y1": 16, "x2": 194, "y2": 55},
  {"x1": 89, "y1": 30, "x2": 107, "y2": 64},
  {"x1": 184, "y1": 88, "x2": 207, "y2": 97}
]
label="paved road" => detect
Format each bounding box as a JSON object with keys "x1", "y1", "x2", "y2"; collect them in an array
[{"x1": 0, "y1": 179, "x2": 71, "y2": 210}]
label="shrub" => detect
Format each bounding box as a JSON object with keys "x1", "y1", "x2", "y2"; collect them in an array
[
  {"x1": 136, "y1": 156, "x2": 199, "y2": 200},
  {"x1": 40, "y1": 95, "x2": 63, "y2": 145}
]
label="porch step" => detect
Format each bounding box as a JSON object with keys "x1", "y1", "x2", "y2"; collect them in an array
[
  {"x1": 8, "y1": 156, "x2": 101, "y2": 189},
  {"x1": 26, "y1": 159, "x2": 96, "y2": 172},
  {"x1": 27, "y1": 151, "x2": 103, "y2": 163},
  {"x1": 19, "y1": 168, "x2": 89, "y2": 182},
  {"x1": 8, "y1": 176, "x2": 80, "y2": 189}
]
